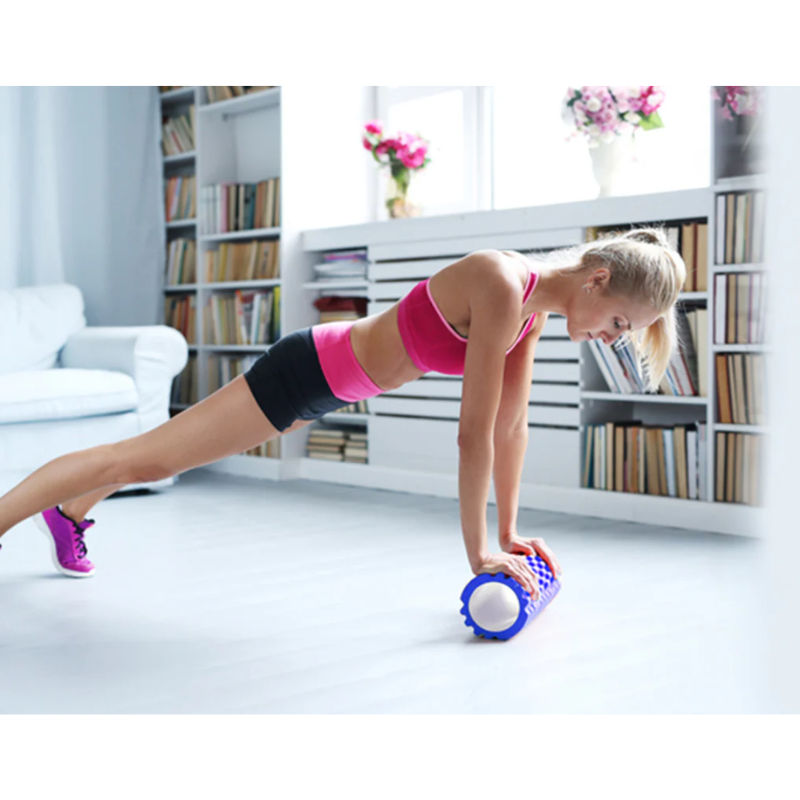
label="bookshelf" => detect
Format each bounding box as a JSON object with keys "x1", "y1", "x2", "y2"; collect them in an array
[
  {"x1": 158, "y1": 87, "x2": 767, "y2": 537},
  {"x1": 159, "y1": 86, "x2": 283, "y2": 459},
  {"x1": 300, "y1": 173, "x2": 766, "y2": 537}
]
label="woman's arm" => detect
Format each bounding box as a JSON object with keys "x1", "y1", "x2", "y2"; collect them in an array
[
  {"x1": 492, "y1": 314, "x2": 547, "y2": 543},
  {"x1": 456, "y1": 252, "x2": 527, "y2": 572}
]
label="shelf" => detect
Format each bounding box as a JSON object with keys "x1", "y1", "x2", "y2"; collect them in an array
[
  {"x1": 712, "y1": 343, "x2": 771, "y2": 353},
  {"x1": 200, "y1": 228, "x2": 280, "y2": 243},
  {"x1": 712, "y1": 263, "x2": 766, "y2": 273},
  {"x1": 304, "y1": 187, "x2": 711, "y2": 253},
  {"x1": 165, "y1": 284, "x2": 198, "y2": 292},
  {"x1": 166, "y1": 219, "x2": 197, "y2": 229},
  {"x1": 201, "y1": 344, "x2": 272, "y2": 352},
  {"x1": 302, "y1": 280, "x2": 369, "y2": 291},
  {"x1": 714, "y1": 423, "x2": 769, "y2": 434},
  {"x1": 714, "y1": 174, "x2": 767, "y2": 192},
  {"x1": 202, "y1": 453, "x2": 282, "y2": 481},
  {"x1": 202, "y1": 279, "x2": 281, "y2": 291},
  {"x1": 163, "y1": 151, "x2": 196, "y2": 166},
  {"x1": 159, "y1": 87, "x2": 196, "y2": 105},
  {"x1": 299, "y1": 457, "x2": 372, "y2": 481},
  {"x1": 319, "y1": 413, "x2": 370, "y2": 425},
  {"x1": 199, "y1": 87, "x2": 281, "y2": 120},
  {"x1": 581, "y1": 391, "x2": 708, "y2": 406}
]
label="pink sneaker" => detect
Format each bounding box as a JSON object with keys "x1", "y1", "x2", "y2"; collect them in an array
[{"x1": 33, "y1": 506, "x2": 96, "y2": 578}]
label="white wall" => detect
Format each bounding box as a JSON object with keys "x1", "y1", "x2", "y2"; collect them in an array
[
  {"x1": 276, "y1": 85, "x2": 377, "y2": 461},
  {"x1": 762, "y1": 86, "x2": 800, "y2": 712}
]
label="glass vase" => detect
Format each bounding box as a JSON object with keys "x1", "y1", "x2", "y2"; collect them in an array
[{"x1": 385, "y1": 166, "x2": 421, "y2": 219}]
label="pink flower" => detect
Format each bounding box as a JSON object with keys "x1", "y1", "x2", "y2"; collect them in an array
[
  {"x1": 376, "y1": 139, "x2": 401, "y2": 156},
  {"x1": 364, "y1": 120, "x2": 383, "y2": 136},
  {"x1": 362, "y1": 136, "x2": 374, "y2": 151},
  {"x1": 399, "y1": 144, "x2": 428, "y2": 169}
]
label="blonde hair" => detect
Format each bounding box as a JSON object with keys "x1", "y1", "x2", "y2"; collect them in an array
[{"x1": 527, "y1": 225, "x2": 687, "y2": 393}]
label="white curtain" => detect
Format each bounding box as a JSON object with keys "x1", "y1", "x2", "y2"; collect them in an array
[{"x1": 0, "y1": 87, "x2": 164, "y2": 325}]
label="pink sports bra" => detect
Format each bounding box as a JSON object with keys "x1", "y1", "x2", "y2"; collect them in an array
[{"x1": 397, "y1": 265, "x2": 539, "y2": 375}]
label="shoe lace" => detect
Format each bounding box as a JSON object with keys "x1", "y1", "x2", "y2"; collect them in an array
[{"x1": 73, "y1": 519, "x2": 94, "y2": 560}]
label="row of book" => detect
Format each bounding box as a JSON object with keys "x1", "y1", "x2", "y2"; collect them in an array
[
  {"x1": 582, "y1": 421, "x2": 708, "y2": 500},
  {"x1": 714, "y1": 271, "x2": 768, "y2": 344},
  {"x1": 244, "y1": 440, "x2": 281, "y2": 459},
  {"x1": 200, "y1": 179, "x2": 281, "y2": 234},
  {"x1": 165, "y1": 295, "x2": 196, "y2": 344},
  {"x1": 307, "y1": 427, "x2": 368, "y2": 463},
  {"x1": 716, "y1": 191, "x2": 765, "y2": 265},
  {"x1": 161, "y1": 109, "x2": 195, "y2": 156},
  {"x1": 588, "y1": 306, "x2": 705, "y2": 396},
  {"x1": 165, "y1": 176, "x2": 196, "y2": 222},
  {"x1": 312, "y1": 249, "x2": 369, "y2": 283},
  {"x1": 205, "y1": 289, "x2": 281, "y2": 346},
  {"x1": 166, "y1": 239, "x2": 197, "y2": 285},
  {"x1": 205, "y1": 86, "x2": 276, "y2": 103},
  {"x1": 678, "y1": 221, "x2": 709, "y2": 293},
  {"x1": 205, "y1": 241, "x2": 280, "y2": 283},
  {"x1": 207, "y1": 353, "x2": 259, "y2": 394},
  {"x1": 170, "y1": 353, "x2": 198, "y2": 406},
  {"x1": 313, "y1": 296, "x2": 368, "y2": 324},
  {"x1": 715, "y1": 431, "x2": 762, "y2": 505},
  {"x1": 716, "y1": 353, "x2": 766, "y2": 426},
  {"x1": 586, "y1": 223, "x2": 708, "y2": 292},
  {"x1": 326, "y1": 401, "x2": 369, "y2": 415}
]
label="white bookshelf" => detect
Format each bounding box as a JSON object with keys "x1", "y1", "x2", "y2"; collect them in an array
[
  {"x1": 298, "y1": 167, "x2": 767, "y2": 536},
  {"x1": 162, "y1": 87, "x2": 767, "y2": 537},
  {"x1": 159, "y1": 87, "x2": 285, "y2": 463}
]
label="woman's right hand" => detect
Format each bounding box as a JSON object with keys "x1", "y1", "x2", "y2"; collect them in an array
[{"x1": 473, "y1": 553, "x2": 541, "y2": 600}]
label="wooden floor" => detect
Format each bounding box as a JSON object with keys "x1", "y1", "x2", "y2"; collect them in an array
[{"x1": 0, "y1": 467, "x2": 767, "y2": 713}]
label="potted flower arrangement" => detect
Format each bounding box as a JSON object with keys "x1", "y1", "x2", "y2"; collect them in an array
[
  {"x1": 362, "y1": 121, "x2": 431, "y2": 218},
  {"x1": 561, "y1": 86, "x2": 666, "y2": 197},
  {"x1": 712, "y1": 86, "x2": 763, "y2": 178}
]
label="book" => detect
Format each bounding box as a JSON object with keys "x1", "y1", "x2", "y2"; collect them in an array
[
  {"x1": 696, "y1": 222, "x2": 708, "y2": 291},
  {"x1": 681, "y1": 222, "x2": 696, "y2": 293}
]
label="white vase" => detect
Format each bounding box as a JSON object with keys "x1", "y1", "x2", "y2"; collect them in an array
[{"x1": 589, "y1": 132, "x2": 636, "y2": 198}]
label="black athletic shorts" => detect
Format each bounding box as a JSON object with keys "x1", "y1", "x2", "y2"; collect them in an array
[{"x1": 243, "y1": 327, "x2": 351, "y2": 432}]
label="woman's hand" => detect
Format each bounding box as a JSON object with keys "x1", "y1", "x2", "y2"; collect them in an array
[
  {"x1": 499, "y1": 532, "x2": 563, "y2": 580},
  {"x1": 473, "y1": 553, "x2": 542, "y2": 600}
]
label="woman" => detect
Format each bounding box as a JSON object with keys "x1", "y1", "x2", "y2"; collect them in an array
[{"x1": 0, "y1": 227, "x2": 685, "y2": 599}]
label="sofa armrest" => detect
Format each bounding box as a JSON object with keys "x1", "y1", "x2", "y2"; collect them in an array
[{"x1": 60, "y1": 326, "x2": 189, "y2": 422}]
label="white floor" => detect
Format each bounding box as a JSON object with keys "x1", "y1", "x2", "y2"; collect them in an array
[{"x1": 0, "y1": 467, "x2": 768, "y2": 713}]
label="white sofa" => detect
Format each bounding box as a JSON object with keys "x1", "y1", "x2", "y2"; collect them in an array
[{"x1": 0, "y1": 283, "x2": 188, "y2": 493}]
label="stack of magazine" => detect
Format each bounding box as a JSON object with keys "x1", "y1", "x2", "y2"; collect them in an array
[{"x1": 587, "y1": 306, "x2": 704, "y2": 396}]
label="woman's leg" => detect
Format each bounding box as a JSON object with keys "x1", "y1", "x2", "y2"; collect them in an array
[
  {"x1": 0, "y1": 374, "x2": 311, "y2": 538},
  {"x1": 60, "y1": 484, "x2": 129, "y2": 524}
]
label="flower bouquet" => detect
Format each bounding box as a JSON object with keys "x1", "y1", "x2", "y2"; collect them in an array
[
  {"x1": 362, "y1": 121, "x2": 431, "y2": 218},
  {"x1": 562, "y1": 86, "x2": 666, "y2": 147},
  {"x1": 562, "y1": 86, "x2": 666, "y2": 197}
]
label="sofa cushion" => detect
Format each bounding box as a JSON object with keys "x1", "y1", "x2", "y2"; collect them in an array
[
  {"x1": 0, "y1": 284, "x2": 87, "y2": 375},
  {"x1": 0, "y1": 369, "x2": 138, "y2": 424}
]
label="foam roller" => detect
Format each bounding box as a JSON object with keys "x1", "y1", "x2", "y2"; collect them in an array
[{"x1": 459, "y1": 553, "x2": 561, "y2": 640}]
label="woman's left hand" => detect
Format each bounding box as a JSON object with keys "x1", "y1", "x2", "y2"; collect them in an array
[{"x1": 500, "y1": 532, "x2": 563, "y2": 580}]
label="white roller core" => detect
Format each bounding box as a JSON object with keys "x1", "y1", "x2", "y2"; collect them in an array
[{"x1": 468, "y1": 582, "x2": 522, "y2": 632}]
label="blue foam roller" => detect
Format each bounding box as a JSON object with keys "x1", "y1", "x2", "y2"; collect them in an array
[{"x1": 459, "y1": 553, "x2": 561, "y2": 640}]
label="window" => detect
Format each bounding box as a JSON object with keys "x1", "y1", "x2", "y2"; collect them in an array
[
  {"x1": 376, "y1": 85, "x2": 712, "y2": 216},
  {"x1": 375, "y1": 86, "x2": 488, "y2": 217},
  {"x1": 492, "y1": 84, "x2": 712, "y2": 209}
]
